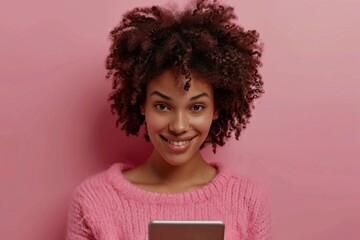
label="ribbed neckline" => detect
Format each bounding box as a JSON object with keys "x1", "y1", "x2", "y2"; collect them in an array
[{"x1": 106, "y1": 162, "x2": 231, "y2": 205}]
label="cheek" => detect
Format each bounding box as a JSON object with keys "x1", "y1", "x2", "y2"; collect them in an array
[
  {"x1": 190, "y1": 114, "x2": 214, "y2": 133},
  {"x1": 145, "y1": 112, "x2": 167, "y2": 133}
]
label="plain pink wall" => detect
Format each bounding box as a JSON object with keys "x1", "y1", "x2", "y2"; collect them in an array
[{"x1": 1, "y1": 0, "x2": 359, "y2": 239}]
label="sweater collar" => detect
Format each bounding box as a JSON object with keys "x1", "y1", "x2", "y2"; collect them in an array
[{"x1": 105, "y1": 161, "x2": 232, "y2": 205}]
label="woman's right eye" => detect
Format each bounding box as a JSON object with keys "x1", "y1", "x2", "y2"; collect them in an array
[{"x1": 154, "y1": 103, "x2": 170, "y2": 111}]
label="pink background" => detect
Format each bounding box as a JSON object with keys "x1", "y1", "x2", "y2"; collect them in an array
[{"x1": 1, "y1": 0, "x2": 359, "y2": 239}]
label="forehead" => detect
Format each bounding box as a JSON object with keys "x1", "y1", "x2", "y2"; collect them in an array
[{"x1": 146, "y1": 69, "x2": 213, "y2": 96}]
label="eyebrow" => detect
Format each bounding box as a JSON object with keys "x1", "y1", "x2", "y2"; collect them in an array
[
  {"x1": 190, "y1": 92, "x2": 209, "y2": 101},
  {"x1": 150, "y1": 91, "x2": 171, "y2": 100},
  {"x1": 150, "y1": 91, "x2": 209, "y2": 101}
]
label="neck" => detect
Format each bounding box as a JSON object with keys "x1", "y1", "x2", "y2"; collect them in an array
[{"x1": 145, "y1": 151, "x2": 215, "y2": 188}]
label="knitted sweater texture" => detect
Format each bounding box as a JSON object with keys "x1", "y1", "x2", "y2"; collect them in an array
[{"x1": 66, "y1": 162, "x2": 271, "y2": 240}]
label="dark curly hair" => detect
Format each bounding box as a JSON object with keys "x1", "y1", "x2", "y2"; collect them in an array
[{"x1": 105, "y1": 0, "x2": 264, "y2": 153}]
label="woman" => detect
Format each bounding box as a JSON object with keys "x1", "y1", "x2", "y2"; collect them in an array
[{"x1": 66, "y1": 1, "x2": 271, "y2": 239}]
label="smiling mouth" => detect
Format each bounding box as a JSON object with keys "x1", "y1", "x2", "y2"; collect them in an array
[{"x1": 160, "y1": 135, "x2": 195, "y2": 146}]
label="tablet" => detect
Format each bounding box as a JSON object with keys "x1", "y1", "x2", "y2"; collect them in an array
[{"x1": 148, "y1": 220, "x2": 225, "y2": 240}]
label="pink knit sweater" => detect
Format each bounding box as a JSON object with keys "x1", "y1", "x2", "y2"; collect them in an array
[{"x1": 66, "y1": 162, "x2": 271, "y2": 240}]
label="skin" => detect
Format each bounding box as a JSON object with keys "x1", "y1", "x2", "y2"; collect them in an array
[{"x1": 123, "y1": 69, "x2": 218, "y2": 193}]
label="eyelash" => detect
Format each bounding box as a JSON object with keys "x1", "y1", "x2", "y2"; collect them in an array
[
  {"x1": 191, "y1": 104, "x2": 205, "y2": 112},
  {"x1": 153, "y1": 104, "x2": 205, "y2": 112},
  {"x1": 154, "y1": 103, "x2": 170, "y2": 111}
]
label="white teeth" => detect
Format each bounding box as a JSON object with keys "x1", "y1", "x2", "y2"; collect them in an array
[{"x1": 168, "y1": 140, "x2": 189, "y2": 146}]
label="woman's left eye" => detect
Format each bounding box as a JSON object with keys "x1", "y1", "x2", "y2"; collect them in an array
[{"x1": 191, "y1": 105, "x2": 204, "y2": 112}]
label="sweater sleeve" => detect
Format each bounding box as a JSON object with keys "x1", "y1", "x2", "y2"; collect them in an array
[
  {"x1": 66, "y1": 188, "x2": 96, "y2": 240},
  {"x1": 248, "y1": 182, "x2": 272, "y2": 240}
]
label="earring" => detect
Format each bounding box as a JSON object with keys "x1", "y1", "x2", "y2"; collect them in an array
[
  {"x1": 213, "y1": 121, "x2": 222, "y2": 137},
  {"x1": 143, "y1": 120, "x2": 150, "y2": 141}
]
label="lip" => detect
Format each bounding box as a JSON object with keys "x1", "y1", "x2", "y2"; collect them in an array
[{"x1": 160, "y1": 135, "x2": 196, "y2": 153}]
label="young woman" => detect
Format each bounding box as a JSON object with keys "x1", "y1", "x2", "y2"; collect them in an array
[{"x1": 66, "y1": 1, "x2": 271, "y2": 239}]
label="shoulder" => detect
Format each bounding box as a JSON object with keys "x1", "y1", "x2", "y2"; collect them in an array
[
  {"x1": 233, "y1": 174, "x2": 269, "y2": 208},
  {"x1": 73, "y1": 168, "x2": 108, "y2": 195},
  {"x1": 121, "y1": 162, "x2": 148, "y2": 184},
  {"x1": 66, "y1": 164, "x2": 127, "y2": 239},
  {"x1": 235, "y1": 175, "x2": 269, "y2": 202},
  {"x1": 216, "y1": 163, "x2": 270, "y2": 207},
  {"x1": 70, "y1": 163, "x2": 129, "y2": 205},
  {"x1": 218, "y1": 165, "x2": 271, "y2": 237},
  {"x1": 215, "y1": 162, "x2": 268, "y2": 195}
]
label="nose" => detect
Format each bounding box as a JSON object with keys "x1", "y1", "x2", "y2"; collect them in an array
[{"x1": 169, "y1": 111, "x2": 189, "y2": 135}]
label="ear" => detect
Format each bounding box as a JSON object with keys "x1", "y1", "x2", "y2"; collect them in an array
[
  {"x1": 140, "y1": 105, "x2": 145, "y2": 115},
  {"x1": 213, "y1": 109, "x2": 219, "y2": 120}
]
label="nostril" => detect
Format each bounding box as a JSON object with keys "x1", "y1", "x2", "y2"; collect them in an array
[{"x1": 169, "y1": 117, "x2": 189, "y2": 133}]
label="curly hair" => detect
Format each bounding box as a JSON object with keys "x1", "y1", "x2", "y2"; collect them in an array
[{"x1": 105, "y1": 0, "x2": 264, "y2": 153}]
